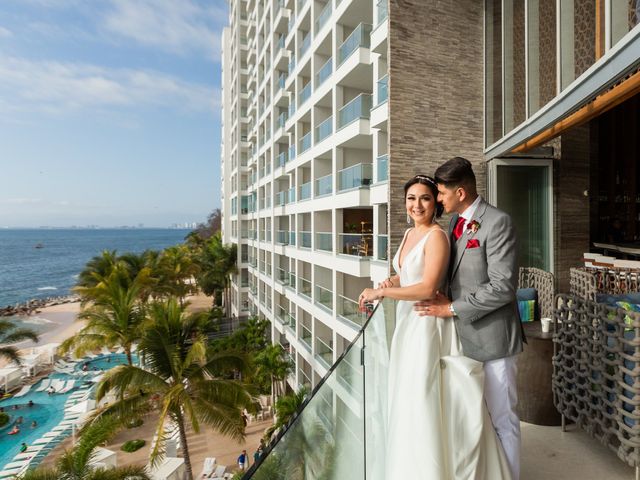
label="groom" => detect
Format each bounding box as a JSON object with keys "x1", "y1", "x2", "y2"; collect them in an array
[{"x1": 416, "y1": 156, "x2": 523, "y2": 479}]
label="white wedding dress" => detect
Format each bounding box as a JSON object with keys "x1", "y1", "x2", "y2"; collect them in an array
[{"x1": 385, "y1": 228, "x2": 512, "y2": 479}]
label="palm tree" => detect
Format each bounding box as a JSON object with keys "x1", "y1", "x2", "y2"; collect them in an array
[
  {"x1": 76, "y1": 250, "x2": 118, "y2": 289},
  {"x1": 65, "y1": 264, "x2": 151, "y2": 365},
  {"x1": 94, "y1": 298, "x2": 252, "y2": 480},
  {"x1": 195, "y1": 233, "x2": 237, "y2": 315},
  {"x1": 254, "y1": 344, "x2": 293, "y2": 407},
  {"x1": 0, "y1": 318, "x2": 38, "y2": 365},
  {"x1": 21, "y1": 415, "x2": 150, "y2": 480},
  {"x1": 273, "y1": 387, "x2": 307, "y2": 432},
  {"x1": 154, "y1": 245, "x2": 200, "y2": 304}
]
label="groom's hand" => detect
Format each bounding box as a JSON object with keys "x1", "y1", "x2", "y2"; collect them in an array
[{"x1": 414, "y1": 291, "x2": 453, "y2": 317}]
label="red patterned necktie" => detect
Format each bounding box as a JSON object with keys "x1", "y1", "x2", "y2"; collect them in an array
[{"x1": 453, "y1": 216, "x2": 465, "y2": 240}]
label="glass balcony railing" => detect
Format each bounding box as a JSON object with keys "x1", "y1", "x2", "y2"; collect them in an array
[
  {"x1": 276, "y1": 267, "x2": 288, "y2": 284},
  {"x1": 288, "y1": 54, "x2": 296, "y2": 75},
  {"x1": 244, "y1": 298, "x2": 395, "y2": 480},
  {"x1": 287, "y1": 271, "x2": 296, "y2": 289},
  {"x1": 315, "y1": 116, "x2": 333, "y2": 143},
  {"x1": 338, "y1": 23, "x2": 372, "y2": 66},
  {"x1": 315, "y1": 284, "x2": 333, "y2": 311},
  {"x1": 288, "y1": 187, "x2": 296, "y2": 203},
  {"x1": 376, "y1": 0, "x2": 388, "y2": 25},
  {"x1": 298, "y1": 82, "x2": 312, "y2": 106},
  {"x1": 278, "y1": 72, "x2": 286, "y2": 90},
  {"x1": 277, "y1": 112, "x2": 288, "y2": 129},
  {"x1": 289, "y1": 230, "x2": 296, "y2": 246},
  {"x1": 338, "y1": 163, "x2": 373, "y2": 191},
  {"x1": 376, "y1": 154, "x2": 389, "y2": 182},
  {"x1": 288, "y1": 14, "x2": 296, "y2": 34},
  {"x1": 275, "y1": 191, "x2": 286, "y2": 206},
  {"x1": 315, "y1": 336, "x2": 333, "y2": 366},
  {"x1": 299, "y1": 33, "x2": 311, "y2": 57},
  {"x1": 276, "y1": 151, "x2": 287, "y2": 168},
  {"x1": 288, "y1": 101, "x2": 296, "y2": 118},
  {"x1": 339, "y1": 233, "x2": 373, "y2": 257},
  {"x1": 338, "y1": 93, "x2": 372, "y2": 129},
  {"x1": 276, "y1": 230, "x2": 289, "y2": 245},
  {"x1": 299, "y1": 181, "x2": 312, "y2": 201},
  {"x1": 300, "y1": 323, "x2": 312, "y2": 348},
  {"x1": 285, "y1": 312, "x2": 296, "y2": 331},
  {"x1": 289, "y1": 144, "x2": 296, "y2": 161},
  {"x1": 299, "y1": 277, "x2": 312, "y2": 298},
  {"x1": 315, "y1": 232, "x2": 332, "y2": 252},
  {"x1": 315, "y1": 1, "x2": 333, "y2": 33},
  {"x1": 315, "y1": 173, "x2": 333, "y2": 197},
  {"x1": 316, "y1": 57, "x2": 333, "y2": 87},
  {"x1": 337, "y1": 294, "x2": 367, "y2": 326},
  {"x1": 299, "y1": 131, "x2": 312, "y2": 153},
  {"x1": 377, "y1": 74, "x2": 388, "y2": 105},
  {"x1": 276, "y1": 305, "x2": 287, "y2": 323},
  {"x1": 300, "y1": 231, "x2": 311, "y2": 248},
  {"x1": 377, "y1": 234, "x2": 389, "y2": 261}
]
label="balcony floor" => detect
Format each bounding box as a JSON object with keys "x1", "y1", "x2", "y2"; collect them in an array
[{"x1": 522, "y1": 422, "x2": 634, "y2": 479}]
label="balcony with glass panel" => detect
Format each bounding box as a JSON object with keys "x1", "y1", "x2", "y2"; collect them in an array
[
  {"x1": 276, "y1": 151, "x2": 288, "y2": 168},
  {"x1": 276, "y1": 230, "x2": 289, "y2": 245},
  {"x1": 337, "y1": 23, "x2": 372, "y2": 66},
  {"x1": 315, "y1": 1, "x2": 332, "y2": 34},
  {"x1": 338, "y1": 163, "x2": 373, "y2": 191},
  {"x1": 339, "y1": 233, "x2": 373, "y2": 257},
  {"x1": 299, "y1": 231, "x2": 312, "y2": 248},
  {"x1": 298, "y1": 82, "x2": 312, "y2": 106},
  {"x1": 315, "y1": 232, "x2": 332, "y2": 252},
  {"x1": 277, "y1": 72, "x2": 286, "y2": 91},
  {"x1": 338, "y1": 93, "x2": 372, "y2": 129},
  {"x1": 299, "y1": 131, "x2": 312, "y2": 154},
  {"x1": 299, "y1": 181, "x2": 312, "y2": 201},
  {"x1": 275, "y1": 191, "x2": 286, "y2": 206},
  {"x1": 300, "y1": 323, "x2": 312, "y2": 349},
  {"x1": 288, "y1": 54, "x2": 296, "y2": 76},
  {"x1": 375, "y1": 0, "x2": 388, "y2": 25},
  {"x1": 288, "y1": 101, "x2": 296, "y2": 118},
  {"x1": 276, "y1": 267, "x2": 288, "y2": 284},
  {"x1": 315, "y1": 173, "x2": 333, "y2": 197},
  {"x1": 287, "y1": 187, "x2": 296, "y2": 203},
  {"x1": 376, "y1": 154, "x2": 388, "y2": 182},
  {"x1": 298, "y1": 277, "x2": 312, "y2": 298},
  {"x1": 315, "y1": 284, "x2": 333, "y2": 311},
  {"x1": 288, "y1": 144, "x2": 296, "y2": 161},
  {"x1": 377, "y1": 74, "x2": 388, "y2": 105},
  {"x1": 315, "y1": 116, "x2": 333, "y2": 144},
  {"x1": 289, "y1": 230, "x2": 296, "y2": 246},
  {"x1": 338, "y1": 294, "x2": 367, "y2": 326},
  {"x1": 276, "y1": 305, "x2": 287, "y2": 324},
  {"x1": 299, "y1": 33, "x2": 311, "y2": 58},
  {"x1": 277, "y1": 112, "x2": 288, "y2": 129},
  {"x1": 315, "y1": 336, "x2": 333, "y2": 367},
  {"x1": 287, "y1": 271, "x2": 297, "y2": 289},
  {"x1": 285, "y1": 312, "x2": 296, "y2": 332},
  {"x1": 377, "y1": 234, "x2": 388, "y2": 261},
  {"x1": 298, "y1": 367, "x2": 312, "y2": 390},
  {"x1": 316, "y1": 58, "x2": 332, "y2": 88}
]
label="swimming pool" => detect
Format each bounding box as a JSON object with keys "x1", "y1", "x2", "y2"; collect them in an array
[{"x1": 0, "y1": 353, "x2": 136, "y2": 471}]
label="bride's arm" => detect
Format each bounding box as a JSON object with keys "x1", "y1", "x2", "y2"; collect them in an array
[{"x1": 359, "y1": 231, "x2": 449, "y2": 305}]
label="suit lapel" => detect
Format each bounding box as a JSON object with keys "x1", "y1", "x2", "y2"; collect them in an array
[{"x1": 450, "y1": 198, "x2": 488, "y2": 281}]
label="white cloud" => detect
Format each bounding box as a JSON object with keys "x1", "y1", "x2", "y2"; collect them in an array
[
  {"x1": 102, "y1": 0, "x2": 225, "y2": 60},
  {"x1": 0, "y1": 56, "x2": 220, "y2": 117},
  {"x1": 0, "y1": 27, "x2": 12, "y2": 38}
]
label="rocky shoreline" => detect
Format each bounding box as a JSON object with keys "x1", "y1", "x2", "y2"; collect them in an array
[{"x1": 0, "y1": 295, "x2": 80, "y2": 318}]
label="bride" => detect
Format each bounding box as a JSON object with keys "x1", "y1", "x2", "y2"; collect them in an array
[{"x1": 359, "y1": 174, "x2": 511, "y2": 480}]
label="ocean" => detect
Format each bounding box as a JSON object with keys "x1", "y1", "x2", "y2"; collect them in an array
[{"x1": 0, "y1": 228, "x2": 191, "y2": 308}]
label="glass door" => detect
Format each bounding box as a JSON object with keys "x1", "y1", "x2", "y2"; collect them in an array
[{"x1": 487, "y1": 158, "x2": 554, "y2": 272}]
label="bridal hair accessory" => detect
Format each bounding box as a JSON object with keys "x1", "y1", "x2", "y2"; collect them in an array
[
  {"x1": 466, "y1": 220, "x2": 481, "y2": 234},
  {"x1": 414, "y1": 174, "x2": 437, "y2": 187}
]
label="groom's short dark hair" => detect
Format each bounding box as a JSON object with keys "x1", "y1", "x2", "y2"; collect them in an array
[{"x1": 434, "y1": 157, "x2": 477, "y2": 191}]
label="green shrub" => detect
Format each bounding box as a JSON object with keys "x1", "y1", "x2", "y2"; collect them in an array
[
  {"x1": 126, "y1": 418, "x2": 144, "y2": 429},
  {"x1": 0, "y1": 412, "x2": 9, "y2": 428},
  {"x1": 121, "y1": 439, "x2": 146, "y2": 452}
]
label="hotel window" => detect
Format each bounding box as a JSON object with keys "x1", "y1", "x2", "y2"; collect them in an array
[{"x1": 527, "y1": 0, "x2": 557, "y2": 115}]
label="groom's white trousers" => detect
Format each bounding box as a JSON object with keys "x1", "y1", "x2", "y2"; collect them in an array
[{"x1": 484, "y1": 355, "x2": 520, "y2": 480}]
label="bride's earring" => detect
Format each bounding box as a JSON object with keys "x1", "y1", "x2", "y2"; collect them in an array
[{"x1": 407, "y1": 214, "x2": 411, "y2": 224}]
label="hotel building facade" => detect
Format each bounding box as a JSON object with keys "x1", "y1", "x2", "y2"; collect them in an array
[{"x1": 221, "y1": 0, "x2": 640, "y2": 392}]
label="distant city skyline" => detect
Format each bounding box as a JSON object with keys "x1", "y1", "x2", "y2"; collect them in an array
[{"x1": 0, "y1": 0, "x2": 226, "y2": 228}]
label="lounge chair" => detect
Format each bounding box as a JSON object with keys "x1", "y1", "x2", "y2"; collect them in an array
[
  {"x1": 50, "y1": 379, "x2": 66, "y2": 392},
  {"x1": 3, "y1": 460, "x2": 29, "y2": 470},
  {"x1": 211, "y1": 465, "x2": 227, "y2": 479},
  {"x1": 0, "y1": 467, "x2": 23, "y2": 478},
  {"x1": 199, "y1": 457, "x2": 217, "y2": 478},
  {"x1": 13, "y1": 384, "x2": 32, "y2": 397},
  {"x1": 35, "y1": 379, "x2": 51, "y2": 392},
  {"x1": 59, "y1": 379, "x2": 76, "y2": 393}
]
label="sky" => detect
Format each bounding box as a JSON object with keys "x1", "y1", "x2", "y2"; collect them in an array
[{"x1": 0, "y1": 0, "x2": 228, "y2": 228}]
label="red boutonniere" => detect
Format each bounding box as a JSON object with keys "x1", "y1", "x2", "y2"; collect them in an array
[{"x1": 466, "y1": 220, "x2": 481, "y2": 235}]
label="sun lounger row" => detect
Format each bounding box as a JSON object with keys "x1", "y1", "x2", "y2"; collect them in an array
[{"x1": 13, "y1": 384, "x2": 32, "y2": 398}]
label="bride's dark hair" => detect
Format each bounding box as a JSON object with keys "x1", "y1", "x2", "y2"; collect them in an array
[{"x1": 404, "y1": 175, "x2": 444, "y2": 218}]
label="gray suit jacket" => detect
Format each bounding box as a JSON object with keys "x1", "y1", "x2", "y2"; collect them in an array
[{"x1": 449, "y1": 198, "x2": 523, "y2": 362}]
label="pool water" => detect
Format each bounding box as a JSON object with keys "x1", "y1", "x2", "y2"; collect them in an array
[{"x1": 0, "y1": 353, "x2": 137, "y2": 471}]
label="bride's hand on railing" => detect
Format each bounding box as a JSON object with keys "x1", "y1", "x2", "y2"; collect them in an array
[{"x1": 359, "y1": 288, "x2": 382, "y2": 310}]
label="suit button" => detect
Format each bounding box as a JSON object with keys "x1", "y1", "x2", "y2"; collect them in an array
[{"x1": 440, "y1": 359, "x2": 446, "y2": 369}]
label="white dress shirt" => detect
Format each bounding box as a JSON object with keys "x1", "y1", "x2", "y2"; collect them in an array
[{"x1": 458, "y1": 195, "x2": 482, "y2": 231}]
